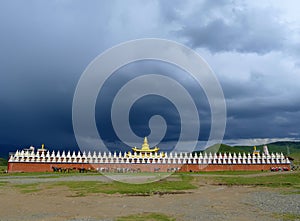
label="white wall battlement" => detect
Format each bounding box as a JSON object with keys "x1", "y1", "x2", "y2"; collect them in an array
[{"x1": 8, "y1": 149, "x2": 291, "y2": 165}]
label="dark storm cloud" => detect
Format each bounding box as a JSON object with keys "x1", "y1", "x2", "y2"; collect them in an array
[
  {"x1": 0, "y1": 0, "x2": 300, "y2": 153},
  {"x1": 0, "y1": 1, "x2": 113, "y2": 147},
  {"x1": 221, "y1": 73, "x2": 300, "y2": 139},
  {"x1": 95, "y1": 60, "x2": 211, "y2": 150},
  {"x1": 162, "y1": 1, "x2": 288, "y2": 54},
  {"x1": 225, "y1": 110, "x2": 300, "y2": 139}
]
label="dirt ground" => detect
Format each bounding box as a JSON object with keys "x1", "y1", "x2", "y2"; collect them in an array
[{"x1": 0, "y1": 175, "x2": 297, "y2": 221}]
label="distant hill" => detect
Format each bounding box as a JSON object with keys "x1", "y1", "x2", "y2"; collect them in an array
[
  {"x1": 0, "y1": 158, "x2": 8, "y2": 166},
  {"x1": 197, "y1": 141, "x2": 300, "y2": 154},
  {"x1": 263, "y1": 141, "x2": 300, "y2": 164},
  {"x1": 241, "y1": 141, "x2": 300, "y2": 155},
  {"x1": 203, "y1": 143, "x2": 254, "y2": 153},
  {"x1": 194, "y1": 141, "x2": 300, "y2": 164},
  {"x1": 259, "y1": 141, "x2": 300, "y2": 154}
]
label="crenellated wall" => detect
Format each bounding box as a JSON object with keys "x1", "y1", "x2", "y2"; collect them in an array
[
  {"x1": 7, "y1": 149, "x2": 291, "y2": 172},
  {"x1": 7, "y1": 162, "x2": 290, "y2": 173}
]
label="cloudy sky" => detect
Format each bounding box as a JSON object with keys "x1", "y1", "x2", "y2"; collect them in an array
[{"x1": 1, "y1": 0, "x2": 300, "y2": 152}]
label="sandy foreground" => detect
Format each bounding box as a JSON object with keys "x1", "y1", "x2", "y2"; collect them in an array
[{"x1": 0, "y1": 174, "x2": 298, "y2": 221}]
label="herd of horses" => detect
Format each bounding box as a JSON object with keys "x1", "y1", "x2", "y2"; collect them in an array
[
  {"x1": 51, "y1": 166, "x2": 180, "y2": 173},
  {"x1": 51, "y1": 166, "x2": 91, "y2": 173}
]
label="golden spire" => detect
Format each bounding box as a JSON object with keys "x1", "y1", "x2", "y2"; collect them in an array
[
  {"x1": 142, "y1": 137, "x2": 150, "y2": 150},
  {"x1": 253, "y1": 146, "x2": 259, "y2": 155},
  {"x1": 129, "y1": 137, "x2": 163, "y2": 158}
]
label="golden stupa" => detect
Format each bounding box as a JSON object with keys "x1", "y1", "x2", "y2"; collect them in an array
[
  {"x1": 127, "y1": 137, "x2": 163, "y2": 158},
  {"x1": 253, "y1": 146, "x2": 260, "y2": 156}
]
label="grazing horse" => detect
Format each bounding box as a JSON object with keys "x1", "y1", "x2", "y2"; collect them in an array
[
  {"x1": 52, "y1": 166, "x2": 60, "y2": 172},
  {"x1": 154, "y1": 168, "x2": 160, "y2": 172},
  {"x1": 78, "y1": 168, "x2": 86, "y2": 173}
]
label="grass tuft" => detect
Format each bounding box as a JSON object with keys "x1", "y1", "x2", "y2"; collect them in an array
[
  {"x1": 0, "y1": 181, "x2": 7, "y2": 187},
  {"x1": 54, "y1": 174, "x2": 196, "y2": 196},
  {"x1": 13, "y1": 183, "x2": 42, "y2": 193},
  {"x1": 273, "y1": 213, "x2": 300, "y2": 221},
  {"x1": 212, "y1": 172, "x2": 300, "y2": 189},
  {"x1": 0, "y1": 165, "x2": 7, "y2": 173},
  {"x1": 116, "y1": 212, "x2": 175, "y2": 221},
  {"x1": 189, "y1": 170, "x2": 266, "y2": 175}
]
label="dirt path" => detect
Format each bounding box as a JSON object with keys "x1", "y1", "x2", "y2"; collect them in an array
[{"x1": 0, "y1": 181, "x2": 293, "y2": 221}]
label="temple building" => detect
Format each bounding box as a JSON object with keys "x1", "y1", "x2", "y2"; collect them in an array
[
  {"x1": 127, "y1": 137, "x2": 164, "y2": 158},
  {"x1": 7, "y1": 137, "x2": 291, "y2": 173}
]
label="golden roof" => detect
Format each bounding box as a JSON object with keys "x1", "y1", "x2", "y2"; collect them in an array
[{"x1": 132, "y1": 137, "x2": 159, "y2": 153}]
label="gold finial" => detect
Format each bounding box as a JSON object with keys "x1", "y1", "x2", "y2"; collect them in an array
[
  {"x1": 142, "y1": 137, "x2": 150, "y2": 150},
  {"x1": 253, "y1": 146, "x2": 260, "y2": 156},
  {"x1": 42, "y1": 144, "x2": 45, "y2": 150},
  {"x1": 128, "y1": 137, "x2": 162, "y2": 158}
]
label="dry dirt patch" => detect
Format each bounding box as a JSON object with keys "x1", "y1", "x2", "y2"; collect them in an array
[{"x1": 0, "y1": 173, "x2": 299, "y2": 221}]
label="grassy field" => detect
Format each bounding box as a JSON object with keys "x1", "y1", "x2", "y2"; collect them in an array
[
  {"x1": 0, "y1": 165, "x2": 7, "y2": 173},
  {"x1": 273, "y1": 213, "x2": 300, "y2": 221},
  {"x1": 0, "y1": 170, "x2": 102, "y2": 177},
  {"x1": 13, "y1": 183, "x2": 42, "y2": 193},
  {"x1": 211, "y1": 171, "x2": 300, "y2": 189},
  {"x1": 116, "y1": 212, "x2": 175, "y2": 221},
  {"x1": 190, "y1": 170, "x2": 266, "y2": 175},
  {"x1": 0, "y1": 181, "x2": 7, "y2": 187},
  {"x1": 290, "y1": 152, "x2": 300, "y2": 165},
  {"x1": 6, "y1": 171, "x2": 300, "y2": 196},
  {"x1": 55, "y1": 174, "x2": 195, "y2": 196},
  {"x1": 2, "y1": 170, "x2": 299, "y2": 221},
  {"x1": 8, "y1": 174, "x2": 196, "y2": 196},
  {"x1": 2, "y1": 170, "x2": 262, "y2": 176},
  {"x1": 0, "y1": 158, "x2": 7, "y2": 166}
]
